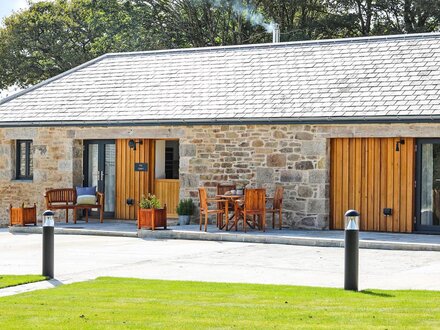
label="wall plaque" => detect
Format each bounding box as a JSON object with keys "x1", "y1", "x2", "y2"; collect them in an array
[{"x1": 134, "y1": 163, "x2": 148, "y2": 171}]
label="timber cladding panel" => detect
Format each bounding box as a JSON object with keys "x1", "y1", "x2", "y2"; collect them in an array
[
  {"x1": 115, "y1": 139, "x2": 155, "y2": 220},
  {"x1": 330, "y1": 138, "x2": 415, "y2": 233}
]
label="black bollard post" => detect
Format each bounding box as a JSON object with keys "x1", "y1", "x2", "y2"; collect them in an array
[
  {"x1": 42, "y1": 210, "x2": 55, "y2": 279},
  {"x1": 344, "y1": 209, "x2": 359, "y2": 291}
]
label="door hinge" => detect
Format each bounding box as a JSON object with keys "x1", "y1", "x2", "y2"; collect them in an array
[
  {"x1": 414, "y1": 144, "x2": 417, "y2": 152},
  {"x1": 414, "y1": 216, "x2": 417, "y2": 224},
  {"x1": 414, "y1": 180, "x2": 417, "y2": 188}
]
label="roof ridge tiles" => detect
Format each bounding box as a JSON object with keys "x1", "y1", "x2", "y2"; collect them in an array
[{"x1": 105, "y1": 32, "x2": 440, "y2": 59}]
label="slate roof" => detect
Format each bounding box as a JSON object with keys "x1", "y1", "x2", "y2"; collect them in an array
[{"x1": 1, "y1": 33, "x2": 440, "y2": 126}]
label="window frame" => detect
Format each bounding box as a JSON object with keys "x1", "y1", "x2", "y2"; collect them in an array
[{"x1": 16, "y1": 140, "x2": 33, "y2": 180}]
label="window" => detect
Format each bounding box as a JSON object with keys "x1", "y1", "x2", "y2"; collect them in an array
[
  {"x1": 155, "y1": 140, "x2": 179, "y2": 180},
  {"x1": 16, "y1": 140, "x2": 33, "y2": 180}
]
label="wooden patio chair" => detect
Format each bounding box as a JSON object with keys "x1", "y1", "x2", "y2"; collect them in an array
[
  {"x1": 216, "y1": 183, "x2": 236, "y2": 229},
  {"x1": 235, "y1": 188, "x2": 266, "y2": 233},
  {"x1": 267, "y1": 186, "x2": 284, "y2": 230},
  {"x1": 74, "y1": 192, "x2": 105, "y2": 224},
  {"x1": 198, "y1": 187, "x2": 225, "y2": 232}
]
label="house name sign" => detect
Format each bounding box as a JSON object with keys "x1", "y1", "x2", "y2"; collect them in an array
[{"x1": 134, "y1": 163, "x2": 148, "y2": 171}]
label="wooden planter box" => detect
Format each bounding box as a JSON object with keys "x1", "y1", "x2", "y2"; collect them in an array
[
  {"x1": 137, "y1": 205, "x2": 167, "y2": 230},
  {"x1": 9, "y1": 204, "x2": 37, "y2": 226}
]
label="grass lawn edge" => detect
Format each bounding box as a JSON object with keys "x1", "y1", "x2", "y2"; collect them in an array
[{"x1": 0, "y1": 275, "x2": 48, "y2": 290}]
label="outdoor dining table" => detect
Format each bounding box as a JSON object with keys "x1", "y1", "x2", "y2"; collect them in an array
[
  {"x1": 215, "y1": 194, "x2": 243, "y2": 231},
  {"x1": 216, "y1": 191, "x2": 274, "y2": 231}
]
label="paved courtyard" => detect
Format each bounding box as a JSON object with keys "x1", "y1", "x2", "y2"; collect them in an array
[
  {"x1": 1, "y1": 229, "x2": 440, "y2": 293},
  {"x1": 10, "y1": 220, "x2": 440, "y2": 251}
]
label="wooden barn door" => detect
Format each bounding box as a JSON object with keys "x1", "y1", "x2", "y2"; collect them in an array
[
  {"x1": 153, "y1": 140, "x2": 180, "y2": 218},
  {"x1": 330, "y1": 138, "x2": 415, "y2": 233},
  {"x1": 115, "y1": 139, "x2": 155, "y2": 220}
]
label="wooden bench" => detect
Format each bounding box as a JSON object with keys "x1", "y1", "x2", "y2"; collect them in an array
[
  {"x1": 45, "y1": 188, "x2": 104, "y2": 223},
  {"x1": 45, "y1": 188, "x2": 76, "y2": 223}
]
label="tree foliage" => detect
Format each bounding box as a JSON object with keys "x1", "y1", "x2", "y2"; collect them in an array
[{"x1": 1, "y1": 0, "x2": 439, "y2": 89}]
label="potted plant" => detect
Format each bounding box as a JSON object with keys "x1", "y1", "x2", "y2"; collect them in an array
[
  {"x1": 137, "y1": 194, "x2": 167, "y2": 230},
  {"x1": 176, "y1": 199, "x2": 194, "y2": 225}
]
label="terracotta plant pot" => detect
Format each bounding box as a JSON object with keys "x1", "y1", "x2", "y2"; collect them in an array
[{"x1": 137, "y1": 205, "x2": 167, "y2": 230}]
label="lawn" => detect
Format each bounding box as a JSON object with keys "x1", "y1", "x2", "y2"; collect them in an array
[
  {"x1": 0, "y1": 275, "x2": 47, "y2": 289},
  {"x1": 0, "y1": 277, "x2": 439, "y2": 329}
]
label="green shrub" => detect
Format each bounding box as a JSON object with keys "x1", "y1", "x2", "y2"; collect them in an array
[
  {"x1": 176, "y1": 199, "x2": 194, "y2": 216},
  {"x1": 139, "y1": 194, "x2": 161, "y2": 209}
]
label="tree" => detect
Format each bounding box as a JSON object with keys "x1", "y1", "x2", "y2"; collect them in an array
[
  {"x1": 326, "y1": 0, "x2": 440, "y2": 36},
  {"x1": 0, "y1": 0, "x2": 142, "y2": 88}
]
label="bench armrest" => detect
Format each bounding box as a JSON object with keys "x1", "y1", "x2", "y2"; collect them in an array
[
  {"x1": 96, "y1": 192, "x2": 105, "y2": 207},
  {"x1": 44, "y1": 194, "x2": 50, "y2": 209}
]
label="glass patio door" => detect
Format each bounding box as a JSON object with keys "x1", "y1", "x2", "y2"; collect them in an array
[
  {"x1": 84, "y1": 140, "x2": 116, "y2": 217},
  {"x1": 416, "y1": 139, "x2": 440, "y2": 232}
]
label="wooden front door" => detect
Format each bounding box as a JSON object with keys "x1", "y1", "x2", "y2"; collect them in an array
[
  {"x1": 114, "y1": 139, "x2": 181, "y2": 220},
  {"x1": 330, "y1": 138, "x2": 415, "y2": 233},
  {"x1": 115, "y1": 139, "x2": 155, "y2": 220}
]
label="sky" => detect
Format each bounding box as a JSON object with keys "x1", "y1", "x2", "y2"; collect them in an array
[
  {"x1": 0, "y1": 0, "x2": 51, "y2": 23},
  {"x1": 0, "y1": 0, "x2": 29, "y2": 21}
]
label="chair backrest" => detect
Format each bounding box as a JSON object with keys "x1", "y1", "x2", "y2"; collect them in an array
[
  {"x1": 198, "y1": 187, "x2": 208, "y2": 210},
  {"x1": 244, "y1": 188, "x2": 266, "y2": 212},
  {"x1": 46, "y1": 188, "x2": 76, "y2": 203},
  {"x1": 273, "y1": 186, "x2": 284, "y2": 209},
  {"x1": 216, "y1": 183, "x2": 236, "y2": 195}
]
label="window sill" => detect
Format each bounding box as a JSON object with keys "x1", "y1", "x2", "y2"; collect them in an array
[{"x1": 11, "y1": 179, "x2": 33, "y2": 183}]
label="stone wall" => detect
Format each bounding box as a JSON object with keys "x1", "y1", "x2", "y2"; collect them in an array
[
  {"x1": 0, "y1": 128, "x2": 81, "y2": 223},
  {"x1": 179, "y1": 125, "x2": 329, "y2": 229},
  {"x1": 0, "y1": 122, "x2": 437, "y2": 228}
]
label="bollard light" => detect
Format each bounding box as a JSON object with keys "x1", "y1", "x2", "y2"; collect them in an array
[
  {"x1": 344, "y1": 210, "x2": 359, "y2": 230},
  {"x1": 344, "y1": 209, "x2": 359, "y2": 291},
  {"x1": 43, "y1": 210, "x2": 55, "y2": 227},
  {"x1": 42, "y1": 210, "x2": 55, "y2": 279}
]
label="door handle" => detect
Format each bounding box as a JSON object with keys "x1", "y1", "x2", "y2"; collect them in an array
[{"x1": 100, "y1": 171, "x2": 104, "y2": 181}]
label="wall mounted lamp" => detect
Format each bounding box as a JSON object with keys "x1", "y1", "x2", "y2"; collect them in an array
[
  {"x1": 395, "y1": 139, "x2": 405, "y2": 152},
  {"x1": 128, "y1": 139, "x2": 143, "y2": 151}
]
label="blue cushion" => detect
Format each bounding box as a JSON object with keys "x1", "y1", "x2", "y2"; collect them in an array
[{"x1": 76, "y1": 186, "x2": 96, "y2": 196}]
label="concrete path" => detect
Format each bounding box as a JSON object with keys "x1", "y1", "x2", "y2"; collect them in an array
[
  {"x1": 0, "y1": 279, "x2": 62, "y2": 297},
  {"x1": 1, "y1": 231, "x2": 440, "y2": 296},
  {"x1": 9, "y1": 221, "x2": 440, "y2": 251}
]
